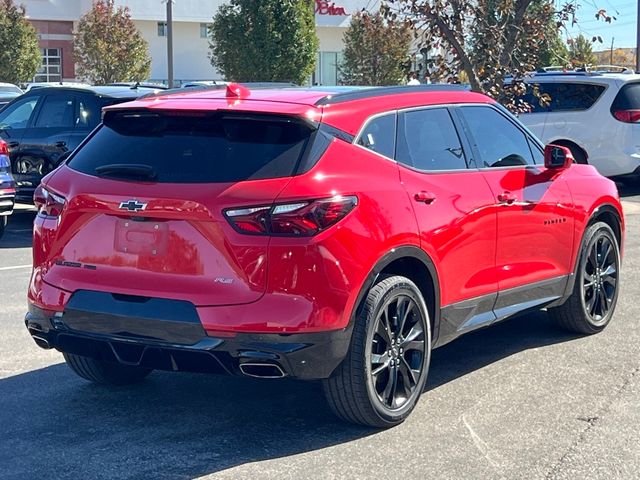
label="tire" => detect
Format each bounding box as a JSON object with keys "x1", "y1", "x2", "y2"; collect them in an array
[
  {"x1": 549, "y1": 222, "x2": 620, "y2": 334},
  {"x1": 0, "y1": 216, "x2": 6, "y2": 240},
  {"x1": 322, "y1": 275, "x2": 432, "y2": 428},
  {"x1": 556, "y1": 141, "x2": 587, "y2": 164},
  {"x1": 63, "y1": 352, "x2": 152, "y2": 385}
]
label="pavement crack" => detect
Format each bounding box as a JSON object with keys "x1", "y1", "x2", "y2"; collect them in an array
[
  {"x1": 544, "y1": 365, "x2": 640, "y2": 480},
  {"x1": 462, "y1": 414, "x2": 506, "y2": 470}
]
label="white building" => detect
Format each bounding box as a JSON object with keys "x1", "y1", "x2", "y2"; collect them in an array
[{"x1": 21, "y1": 0, "x2": 383, "y2": 85}]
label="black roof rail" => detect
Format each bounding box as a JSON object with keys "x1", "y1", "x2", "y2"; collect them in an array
[
  {"x1": 531, "y1": 71, "x2": 602, "y2": 77},
  {"x1": 315, "y1": 84, "x2": 469, "y2": 106}
]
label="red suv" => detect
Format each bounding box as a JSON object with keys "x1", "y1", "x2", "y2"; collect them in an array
[{"x1": 25, "y1": 85, "x2": 624, "y2": 427}]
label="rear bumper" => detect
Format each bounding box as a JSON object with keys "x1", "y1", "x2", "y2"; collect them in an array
[{"x1": 25, "y1": 302, "x2": 353, "y2": 380}]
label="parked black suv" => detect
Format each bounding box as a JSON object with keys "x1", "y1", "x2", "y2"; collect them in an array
[{"x1": 0, "y1": 85, "x2": 160, "y2": 203}]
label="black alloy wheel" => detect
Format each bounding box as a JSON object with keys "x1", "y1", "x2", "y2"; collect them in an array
[
  {"x1": 369, "y1": 294, "x2": 426, "y2": 410},
  {"x1": 323, "y1": 275, "x2": 431, "y2": 428},
  {"x1": 549, "y1": 221, "x2": 620, "y2": 334},
  {"x1": 581, "y1": 229, "x2": 618, "y2": 325}
]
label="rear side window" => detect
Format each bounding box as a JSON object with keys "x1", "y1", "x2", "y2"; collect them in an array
[
  {"x1": 396, "y1": 108, "x2": 467, "y2": 171},
  {"x1": 356, "y1": 113, "x2": 396, "y2": 159},
  {"x1": 34, "y1": 96, "x2": 75, "y2": 128},
  {"x1": 533, "y1": 83, "x2": 605, "y2": 112},
  {"x1": 611, "y1": 82, "x2": 640, "y2": 110},
  {"x1": 68, "y1": 111, "x2": 314, "y2": 183}
]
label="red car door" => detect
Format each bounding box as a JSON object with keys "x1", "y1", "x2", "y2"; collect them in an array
[
  {"x1": 390, "y1": 107, "x2": 498, "y2": 344},
  {"x1": 456, "y1": 105, "x2": 574, "y2": 314}
]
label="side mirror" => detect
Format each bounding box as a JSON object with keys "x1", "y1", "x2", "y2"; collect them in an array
[
  {"x1": 544, "y1": 144, "x2": 573, "y2": 169},
  {"x1": 56, "y1": 150, "x2": 72, "y2": 165}
]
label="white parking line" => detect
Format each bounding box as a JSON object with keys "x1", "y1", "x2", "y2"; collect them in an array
[{"x1": 0, "y1": 265, "x2": 31, "y2": 271}]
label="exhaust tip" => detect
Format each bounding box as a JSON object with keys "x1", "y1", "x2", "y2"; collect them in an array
[
  {"x1": 30, "y1": 334, "x2": 52, "y2": 350},
  {"x1": 239, "y1": 362, "x2": 286, "y2": 378}
]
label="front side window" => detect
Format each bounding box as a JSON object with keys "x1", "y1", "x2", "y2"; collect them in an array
[
  {"x1": 461, "y1": 106, "x2": 535, "y2": 168},
  {"x1": 0, "y1": 97, "x2": 39, "y2": 130},
  {"x1": 396, "y1": 108, "x2": 467, "y2": 171},
  {"x1": 356, "y1": 113, "x2": 396, "y2": 159},
  {"x1": 34, "y1": 96, "x2": 75, "y2": 128}
]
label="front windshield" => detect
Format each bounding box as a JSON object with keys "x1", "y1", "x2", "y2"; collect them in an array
[{"x1": 0, "y1": 86, "x2": 22, "y2": 95}]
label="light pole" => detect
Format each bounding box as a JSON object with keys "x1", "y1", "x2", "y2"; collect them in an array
[
  {"x1": 636, "y1": 0, "x2": 640, "y2": 72},
  {"x1": 165, "y1": 0, "x2": 174, "y2": 87}
]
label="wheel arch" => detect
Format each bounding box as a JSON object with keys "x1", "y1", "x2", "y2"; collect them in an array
[
  {"x1": 351, "y1": 246, "x2": 441, "y2": 345},
  {"x1": 548, "y1": 138, "x2": 589, "y2": 163},
  {"x1": 558, "y1": 202, "x2": 623, "y2": 303},
  {"x1": 588, "y1": 203, "x2": 623, "y2": 249}
]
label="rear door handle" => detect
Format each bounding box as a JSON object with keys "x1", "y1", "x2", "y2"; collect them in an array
[
  {"x1": 414, "y1": 191, "x2": 436, "y2": 204},
  {"x1": 497, "y1": 191, "x2": 517, "y2": 204}
]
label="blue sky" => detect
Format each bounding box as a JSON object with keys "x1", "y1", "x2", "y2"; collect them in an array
[{"x1": 564, "y1": 0, "x2": 637, "y2": 49}]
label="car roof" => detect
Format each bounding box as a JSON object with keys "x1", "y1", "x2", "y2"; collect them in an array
[
  {"x1": 135, "y1": 84, "x2": 471, "y2": 106},
  {"x1": 21, "y1": 85, "x2": 163, "y2": 99},
  {"x1": 108, "y1": 84, "x2": 493, "y2": 136},
  {"x1": 524, "y1": 72, "x2": 640, "y2": 84}
]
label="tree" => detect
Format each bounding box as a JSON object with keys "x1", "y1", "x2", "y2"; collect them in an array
[
  {"x1": 74, "y1": 0, "x2": 151, "y2": 84},
  {"x1": 209, "y1": 0, "x2": 318, "y2": 84},
  {"x1": 340, "y1": 11, "x2": 411, "y2": 86},
  {"x1": 569, "y1": 34, "x2": 597, "y2": 67},
  {"x1": 530, "y1": 0, "x2": 569, "y2": 68},
  {"x1": 382, "y1": 0, "x2": 612, "y2": 104},
  {"x1": 0, "y1": 0, "x2": 41, "y2": 84}
]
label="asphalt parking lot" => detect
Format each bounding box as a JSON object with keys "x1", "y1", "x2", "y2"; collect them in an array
[{"x1": 1, "y1": 187, "x2": 640, "y2": 480}]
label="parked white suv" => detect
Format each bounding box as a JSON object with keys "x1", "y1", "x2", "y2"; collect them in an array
[{"x1": 517, "y1": 71, "x2": 640, "y2": 177}]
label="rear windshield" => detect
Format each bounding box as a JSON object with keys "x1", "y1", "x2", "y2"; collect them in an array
[
  {"x1": 67, "y1": 111, "x2": 314, "y2": 183},
  {"x1": 611, "y1": 82, "x2": 640, "y2": 111}
]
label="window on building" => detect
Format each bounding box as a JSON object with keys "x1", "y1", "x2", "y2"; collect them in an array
[
  {"x1": 313, "y1": 52, "x2": 342, "y2": 86},
  {"x1": 200, "y1": 23, "x2": 211, "y2": 38},
  {"x1": 34, "y1": 48, "x2": 62, "y2": 83},
  {"x1": 157, "y1": 22, "x2": 167, "y2": 37}
]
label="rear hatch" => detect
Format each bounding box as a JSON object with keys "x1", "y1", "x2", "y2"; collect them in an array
[{"x1": 39, "y1": 108, "x2": 317, "y2": 306}]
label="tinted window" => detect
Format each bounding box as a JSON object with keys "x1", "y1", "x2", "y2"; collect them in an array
[
  {"x1": 357, "y1": 113, "x2": 396, "y2": 158},
  {"x1": 521, "y1": 82, "x2": 606, "y2": 113},
  {"x1": 396, "y1": 108, "x2": 466, "y2": 171},
  {"x1": 527, "y1": 138, "x2": 544, "y2": 164},
  {"x1": 611, "y1": 82, "x2": 640, "y2": 110},
  {"x1": 0, "y1": 97, "x2": 39, "y2": 129},
  {"x1": 34, "y1": 96, "x2": 75, "y2": 128},
  {"x1": 68, "y1": 112, "x2": 314, "y2": 183},
  {"x1": 76, "y1": 98, "x2": 101, "y2": 129},
  {"x1": 461, "y1": 106, "x2": 535, "y2": 167}
]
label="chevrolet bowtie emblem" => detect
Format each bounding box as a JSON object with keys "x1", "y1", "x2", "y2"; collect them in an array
[{"x1": 119, "y1": 200, "x2": 147, "y2": 212}]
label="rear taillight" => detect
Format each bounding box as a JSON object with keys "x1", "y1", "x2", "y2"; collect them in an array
[
  {"x1": 225, "y1": 195, "x2": 358, "y2": 237},
  {"x1": 34, "y1": 185, "x2": 66, "y2": 218},
  {"x1": 612, "y1": 109, "x2": 640, "y2": 123},
  {"x1": 0, "y1": 140, "x2": 9, "y2": 174}
]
